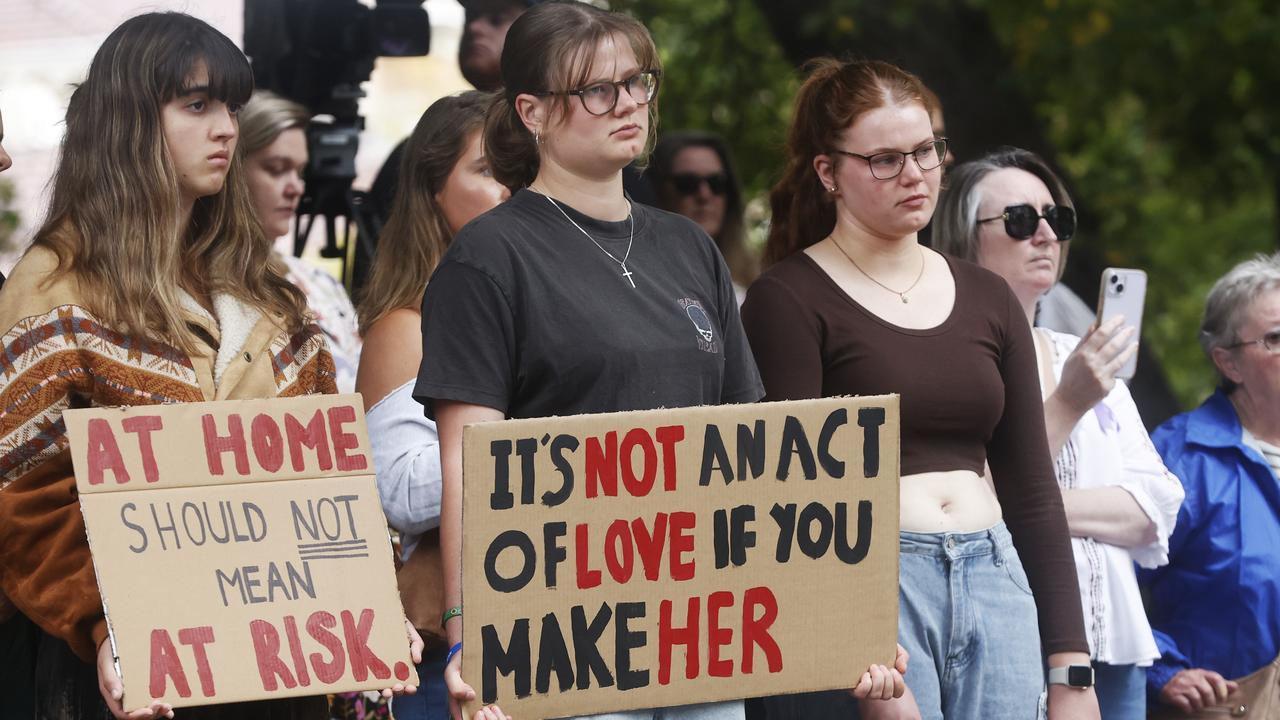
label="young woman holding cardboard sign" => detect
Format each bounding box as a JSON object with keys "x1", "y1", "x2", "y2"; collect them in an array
[
  {"x1": 414, "y1": 4, "x2": 907, "y2": 720},
  {"x1": 741, "y1": 60, "x2": 1100, "y2": 719},
  {"x1": 0, "y1": 13, "x2": 422, "y2": 719}
]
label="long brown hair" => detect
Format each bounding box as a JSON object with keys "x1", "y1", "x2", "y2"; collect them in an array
[
  {"x1": 484, "y1": 0, "x2": 661, "y2": 191},
  {"x1": 358, "y1": 91, "x2": 491, "y2": 332},
  {"x1": 30, "y1": 12, "x2": 308, "y2": 351},
  {"x1": 764, "y1": 58, "x2": 936, "y2": 267}
]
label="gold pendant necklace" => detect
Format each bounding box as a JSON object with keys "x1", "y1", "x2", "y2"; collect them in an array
[{"x1": 831, "y1": 238, "x2": 925, "y2": 303}]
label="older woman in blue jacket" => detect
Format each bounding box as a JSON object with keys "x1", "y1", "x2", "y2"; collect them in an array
[{"x1": 1141, "y1": 252, "x2": 1280, "y2": 717}]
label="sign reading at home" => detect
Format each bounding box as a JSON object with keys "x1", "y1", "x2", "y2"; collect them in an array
[
  {"x1": 67, "y1": 395, "x2": 413, "y2": 708},
  {"x1": 460, "y1": 396, "x2": 901, "y2": 719}
]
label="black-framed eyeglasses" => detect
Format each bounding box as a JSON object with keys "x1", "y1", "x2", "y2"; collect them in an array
[
  {"x1": 1226, "y1": 329, "x2": 1280, "y2": 355},
  {"x1": 978, "y1": 203, "x2": 1076, "y2": 241},
  {"x1": 534, "y1": 70, "x2": 661, "y2": 116},
  {"x1": 832, "y1": 138, "x2": 948, "y2": 180},
  {"x1": 670, "y1": 172, "x2": 728, "y2": 196}
]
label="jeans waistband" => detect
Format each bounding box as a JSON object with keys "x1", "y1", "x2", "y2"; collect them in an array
[{"x1": 899, "y1": 520, "x2": 1015, "y2": 559}]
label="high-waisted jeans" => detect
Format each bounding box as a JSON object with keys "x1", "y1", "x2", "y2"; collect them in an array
[{"x1": 898, "y1": 522, "x2": 1045, "y2": 719}]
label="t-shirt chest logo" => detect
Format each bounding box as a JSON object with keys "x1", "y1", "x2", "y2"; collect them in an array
[{"x1": 677, "y1": 298, "x2": 719, "y2": 353}]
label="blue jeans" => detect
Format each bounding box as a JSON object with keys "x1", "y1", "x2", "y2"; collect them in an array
[
  {"x1": 1093, "y1": 662, "x2": 1144, "y2": 720},
  {"x1": 570, "y1": 700, "x2": 745, "y2": 720},
  {"x1": 898, "y1": 522, "x2": 1045, "y2": 720},
  {"x1": 392, "y1": 644, "x2": 450, "y2": 720}
]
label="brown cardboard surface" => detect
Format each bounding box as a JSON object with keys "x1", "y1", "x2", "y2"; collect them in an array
[
  {"x1": 460, "y1": 396, "x2": 900, "y2": 719},
  {"x1": 67, "y1": 395, "x2": 414, "y2": 708}
]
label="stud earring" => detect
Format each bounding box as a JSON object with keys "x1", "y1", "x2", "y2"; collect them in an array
[{"x1": 829, "y1": 185, "x2": 838, "y2": 193}]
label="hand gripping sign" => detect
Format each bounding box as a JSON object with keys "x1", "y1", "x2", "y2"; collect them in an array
[
  {"x1": 66, "y1": 394, "x2": 414, "y2": 708},
  {"x1": 460, "y1": 396, "x2": 901, "y2": 719}
]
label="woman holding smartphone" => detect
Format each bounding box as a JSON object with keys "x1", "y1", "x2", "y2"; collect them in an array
[{"x1": 933, "y1": 148, "x2": 1184, "y2": 719}]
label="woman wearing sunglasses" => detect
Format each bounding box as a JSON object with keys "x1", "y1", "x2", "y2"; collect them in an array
[
  {"x1": 742, "y1": 61, "x2": 1100, "y2": 719},
  {"x1": 932, "y1": 147, "x2": 1183, "y2": 720},
  {"x1": 650, "y1": 132, "x2": 758, "y2": 300}
]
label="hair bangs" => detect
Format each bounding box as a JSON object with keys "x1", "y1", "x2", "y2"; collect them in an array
[{"x1": 154, "y1": 18, "x2": 253, "y2": 105}]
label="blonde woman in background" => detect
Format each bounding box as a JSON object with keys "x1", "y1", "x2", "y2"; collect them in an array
[
  {"x1": 239, "y1": 90, "x2": 364, "y2": 393},
  {"x1": 356, "y1": 90, "x2": 509, "y2": 720}
]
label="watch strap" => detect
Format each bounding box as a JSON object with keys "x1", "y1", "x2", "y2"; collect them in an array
[{"x1": 1047, "y1": 664, "x2": 1095, "y2": 688}]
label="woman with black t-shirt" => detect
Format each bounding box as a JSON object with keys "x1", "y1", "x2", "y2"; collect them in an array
[{"x1": 413, "y1": 4, "x2": 906, "y2": 720}]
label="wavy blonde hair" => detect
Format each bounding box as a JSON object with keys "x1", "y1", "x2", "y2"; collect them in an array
[{"x1": 30, "y1": 12, "x2": 308, "y2": 352}]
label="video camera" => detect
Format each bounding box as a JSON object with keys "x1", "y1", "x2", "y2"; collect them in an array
[{"x1": 244, "y1": 0, "x2": 431, "y2": 288}]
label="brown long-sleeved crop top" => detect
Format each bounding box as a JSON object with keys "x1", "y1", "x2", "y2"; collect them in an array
[{"x1": 740, "y1": 250, "x2": 1088, "y2": 655}]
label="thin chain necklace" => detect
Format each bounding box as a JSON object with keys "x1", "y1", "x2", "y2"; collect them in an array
[
  {"x1": 831, "y1": 236, "x2": 925, "y2": 303},
  {"x1": 538, "y1": 191, "x2": 636, "y2": 288}
]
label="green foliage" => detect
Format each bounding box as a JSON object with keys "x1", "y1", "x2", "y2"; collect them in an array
[
  {"x1": 974, "y1": 0, "x2": 1280, "y2": 407},
  {"x1": 613, "y1": 0, "x2": 798, "y2": 197},
  {"x1": 0, "y1": 178, "x2": 19, "y2": 256}
]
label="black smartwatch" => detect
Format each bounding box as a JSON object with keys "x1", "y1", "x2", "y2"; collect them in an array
[{"x1": 1047, "y1": 664, "x2": 1095, "y2": 689}]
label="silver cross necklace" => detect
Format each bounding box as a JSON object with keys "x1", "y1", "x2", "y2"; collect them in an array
[{"x1": 540, "y1": 192, "x2": 636, "y2": 288}]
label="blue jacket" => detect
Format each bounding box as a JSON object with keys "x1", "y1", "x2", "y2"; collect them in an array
[{"x1": 1140, "y1": 390, "x2": 1280, "y2": 701}]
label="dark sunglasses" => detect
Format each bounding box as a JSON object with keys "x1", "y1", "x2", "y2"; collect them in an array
[
  {"x1": 978, "y1": 203, "x2": 1075, "y2": 241},
  {"x1": 670, "y1": 172, "x2": 728, "y2": 196}
]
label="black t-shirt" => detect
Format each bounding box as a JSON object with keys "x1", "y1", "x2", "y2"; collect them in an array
[{"x1": 415, "y1": 188, "x2": 763, "y2": 419}]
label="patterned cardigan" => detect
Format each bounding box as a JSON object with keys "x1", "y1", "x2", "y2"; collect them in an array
[{"x1": 0, "y1": 246, "x2": 337, "y2": 661}]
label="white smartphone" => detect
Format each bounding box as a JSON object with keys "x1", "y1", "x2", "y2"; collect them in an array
[{"x1": 1096, "y1": 267, "x2": 1147, "y2": 379}]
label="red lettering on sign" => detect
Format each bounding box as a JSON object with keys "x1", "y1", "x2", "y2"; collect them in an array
[
  {"x1": 149, "y1": 628, "x2": 191, "y2": 698},
  {"x1": 177, "y1": 626, "x2": 217, "y2": 697},
  {"x1": 658, "y1": 596, "x2": 700, "y2": 685},
  {"x1": 707, "y1": 591, "x2": 734, "y2": 677},
  {"x1": 327, "y1": 406, "x2": 368, "y2": 471},
  {"x1": 286, "y1": 410, "x2": 332, "y2": 472},
  {"x1": 655, "y1": 425, "x2": 686, "y2": 491},
  {"x1": 341, "y1": 609, "x2": 391, "y2": 681},
  {"x1": 742, "y1": 586, "x2": 783, "y2": 674},
  {"x1": 603, "y1": 519, "x2": 634, "y2": 583},
  {"x1": 619, "y1": 428, "x2": 657, "y2": 497},
  {"x1": 250, "y1": 414, "x2": 285, "y2": 473},
  {"x1": 669, "y1": 511, "x2": 696, "y2": 581},
  {"x1": 307, "y1": 611, "x2": 346, "y2": 683},
  {"x1": 632, "y1": 513, "x2": 668, "y2": 581},
  {"x1": 575, "y1": 524, "x2": 601, "y2": 589},
  {"x1": 203, "y1": 414, "x2": 249, "y2": 476},
  {"x1": 249, "y1": 619, "x2": 298, "y2": 691},
  {"x1": 87, "y1": 418, "x2": 129, "y2": 485},
  {"x1": 283, "y1": 614, "x2": 312, "y2": 687},
  {"x1": 584, "y1": 432, "x2": 617, "y2": 498},
  {"x1": 121, "y1": 415, "x2": 163, "y2": 484}
]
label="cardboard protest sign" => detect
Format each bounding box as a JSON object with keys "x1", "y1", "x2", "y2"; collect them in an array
[
  {"x1": 461, "y1": 396, "x2": 900, "y2": 719},
  {"x1": 66, "y1": 394, "x2": 414, "y2": 708}
]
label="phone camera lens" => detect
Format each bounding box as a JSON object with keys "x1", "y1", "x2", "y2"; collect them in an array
[
  {"x1": 1115, "y1": 283, "x2": 1125, "y2": 293},
  {"x1": 1109, "y1": 275, "x2": 1119, "y2": 284}
]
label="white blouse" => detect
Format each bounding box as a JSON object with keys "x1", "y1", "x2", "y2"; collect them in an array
[{"x1": 1042, "y1": 328, "x2": 1185, "y2": 665}]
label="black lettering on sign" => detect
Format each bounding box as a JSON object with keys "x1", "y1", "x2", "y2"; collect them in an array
[
  {"x1": 484, "y1": 530, "x2": 536, "y2": 593},
  {"x1": 489, "y1": 440, "x2": 514, "y2": 510},
  {"x1": 776, "y1": 416, "x2": 817, "y2": 481},
  {"x1": 817, "y1": 408, "x2": 848, "y2": 477},
  {"x1": 699, "y1": 425, "x2": 733, "y2": 486},
  {"x1": 737, "y1": 420, "x2": 767, "y2": 480},
  {"x1": 543, "y1": 434, "x2": 578, "y2": 507},
  {"x1": 797, "y1": 502, "x2": 834, "y2": 559},
  {"x1": 858, "y1": 407, "x2": 885, "y2": 478},
  {"x1": 615, "y1": 601, "x2": 649, "y2": 691},
  {"x1": 482, "y1": 619, "x2": 531, "y2": 703},
  {"x1": 535, "y1": 612, "x2": 573, "y2": 695},
  {"x1": 516, "y1": 437, "x2": 538, "y2": 506},
  {"x1": 121, "y1": 502, "x2": 147, "y2": 553},
  {"x1": 542, "y1": 522, "x2": 567, "y2": 588},
  {"x1": 834, "y1": 500, "x2": 874, "y2": 564},
  {"x1": 571, "y1": 603, "x2": 615, "y2": 691},
  {"x1": 769, "y1": 503, "x2": 796, "y2": 562}
]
